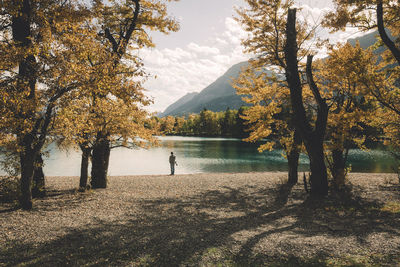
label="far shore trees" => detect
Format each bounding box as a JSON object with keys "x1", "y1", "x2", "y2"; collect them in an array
[{"x1": 157, "y1": 108, "x2": 248, "y2": 138}]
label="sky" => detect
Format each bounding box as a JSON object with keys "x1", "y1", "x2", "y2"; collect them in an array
[{"x1": 140, "y1": 0, "x2": 365, "y2": 113}]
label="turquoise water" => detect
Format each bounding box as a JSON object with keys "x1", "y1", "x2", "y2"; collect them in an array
[{"x1": 0, "y1": 136, "x2": 396, "y2": 176}]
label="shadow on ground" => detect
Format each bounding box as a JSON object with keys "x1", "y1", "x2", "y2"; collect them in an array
[{"x1": 1, "y1": 181, "x2": 400, "y2": 266}]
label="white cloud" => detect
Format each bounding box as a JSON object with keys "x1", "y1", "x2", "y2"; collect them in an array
[
  {"x1": 223, "y1": 17, "x2": 248, "y2": 45},
  {"x1": 141, "y1": 15, "x2": 249, "y2": 113},
  {"x1": 215, "y1": 37, "x2": 228, "y2": 46},
  {"x1": 187, "y1": 43, "x2": 220, "y2": 55},
  {"x1": 213, "y1": 54, "x2": 231, "y2": 65},
  {"x1": 293, "y1": 3, "x2": 370, "y2": 58},
  {"x1": 142, "y1": 0, "x2": 366, "y2": 113},
  {"x1": 164, "y1": 47, "x2": 194, "y2": 60},
  {"x1": 297, "y1": 4, "x2": 331, "y2": 25}
]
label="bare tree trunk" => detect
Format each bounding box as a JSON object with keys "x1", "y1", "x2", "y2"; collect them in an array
[
  {"x1": 19, "y1": 151, "x2": 35, "y2": 210},
  {"x1": 32, "y1": 153, "x2": 45, "y2": 198},
  {"x1": 19, "y1": 132, "x2": 37, "y2": 209},
  {"x1": 91, "y1": 133, "x2": 110, "y2": 189},
  {"x1": 284, "y1": 8, "x2": 328, "y2": 196},
  {"x1": 306, "y1": 141, "x2": 328, "y2": 195},
  {"x1": 287, "y1": 129, "x2": 301, "y2": 184},
  {"x1": 13, "y1": 0, "x2": 38, "y2": 209},
  {"x1": 79, "y1": 144, "x2": 91, "y2": 190}
]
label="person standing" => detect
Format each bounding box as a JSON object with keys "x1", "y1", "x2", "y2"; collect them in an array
[{"x1": 169, "y1": 152, "x2": 177, "y2": 175}]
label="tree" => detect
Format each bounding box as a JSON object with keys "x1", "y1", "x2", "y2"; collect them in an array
[
  {"x1": 324, "y1": 0, "x2": 400, "y2": 65},
  {"x1": 0, "y1": 0, "x2": 90, "y2": 209},
  {"x1": 317, "y1": 42, "x2": 379, "y2": 188},
  {"x1": 183, "y1": 114, "x2": 199, "y2": 135},
  {"x1": 235, "y1": 106, "x2": 249, "y2": 138},
  {"x1": 160, "y1": 116, "x2": 176, "y2": 134},
  {"x1": 86, "y1": 0, "x2": 179, "y2": 188},
  {"x1": 324, "y1": 0, "x2": 400, "y2": 162},
  {"x1": 173, "y1": 116, "x2": 185, "y2": 134},
  {"x1": 233, "y1": 63, "x2": 302, "y2": 184},
  {"x1": 221, "y1": 108, "x2": 238, "y2": 137},
  {"x1": 52, "y1": 20, "x2": 126, "y2": 191},
  {"x1": 236, "y1": 0, "x2": 329, "y2": 195},
  {"x1": 198, "y1": 109, "x2": 221, "y2": 136}
]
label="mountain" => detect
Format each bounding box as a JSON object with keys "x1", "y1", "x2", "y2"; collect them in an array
[
  {"x1": 160, "y1": 61, "x2": 249, "y2": 117},
  {"x1": 348, "y1": 31, "x2": 379, "y2": 49},
  {"x1": 347, "y1": 30, "x2": 393, "y2": 55},
  {"x1": 161, "y1": 92, "x2": 199, "y2": 116},
  {"x1": 160, "y1": 31, "x2": 391, "y2": 117}
]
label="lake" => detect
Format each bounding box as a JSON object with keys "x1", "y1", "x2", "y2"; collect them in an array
[{"x1": 0, "y1": 136, "x2": 396, "y2": 176}]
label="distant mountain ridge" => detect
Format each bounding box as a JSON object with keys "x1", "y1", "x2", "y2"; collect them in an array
[
  {"x1": 160, "y1": 61, "x2": 248, "y2": 117},
  {"x1": 347, "y1": 30, "x2": 394, "y2": 54},
  {"x1": 160, "y1": 31, "x2": 387, "y2": 117},
  {"x1": 161, "y1": 92, "x2": 198, "y2": 116}
]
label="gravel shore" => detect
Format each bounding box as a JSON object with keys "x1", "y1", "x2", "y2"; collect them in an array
[{"x1": 1, "y1": 172, "x2": 400, "y2": 266}]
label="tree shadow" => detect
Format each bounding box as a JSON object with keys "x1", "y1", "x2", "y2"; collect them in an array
[
  {"x1": 0, "y1": 205, "x2": 19, "y2": 213},
  {"x1": 1, "y1": 179, "x2": 399, "y2": 266},
  {"x1": 0, "y1": 187, "x2": 95, "y2": 214}
]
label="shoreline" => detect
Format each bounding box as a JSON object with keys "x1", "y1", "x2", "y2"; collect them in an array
[{"x1": 25, "y1": 170, "x2": 399, "y2": 178}]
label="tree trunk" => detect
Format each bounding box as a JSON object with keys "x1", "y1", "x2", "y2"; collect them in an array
[
  {"x1": 79, "y1": 144, "x2": 91, "y2": 190},
  {"x1": 13, "y1": 0, "x2": 37, "y2": 210},
  {"x1": 307, "y1": 142, "x2": 328, "y2": 196},
  {"x1": 287, "y1": 150, "x2": 299, "y2": 184},
  {"x1": 284, "y1": 8, "x2": 328, "y2": 197},
  {"x1": 91, "y1": 133, "x2": 110, "y2": 189},
  {"x1": 32, "y1": 153, "x2": 45, "y2": 198},
  {"x1": 332, "y1": 149, "x2": 345, "y2": 189},
  {"x1": 287, "y1": 129, "x2": 301, "y2": 184},
  {"x1": 19, "y1": 145, "x2": 35, "y2": 210}
]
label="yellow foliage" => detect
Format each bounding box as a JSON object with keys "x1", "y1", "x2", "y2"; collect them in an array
[
  {"x1": 234, "y1": 0, "x2": 323, "y2": 155},
  {"x1": 316, "y1": 42, "x2": 379, "y2": 154},
  {"x1": 324, "y1": 0, "x2": 400, "y2": 38},
  {"x1": 233, "y1": 61, "x2": 297, "y2": 153},
  {"x1": 0, "y1": 0, "x2": 179, "y2": 160}
]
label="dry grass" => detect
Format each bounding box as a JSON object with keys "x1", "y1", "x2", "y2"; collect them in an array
[{"x1": 1, "y1": 172, "x2": 400, "y2": 266}]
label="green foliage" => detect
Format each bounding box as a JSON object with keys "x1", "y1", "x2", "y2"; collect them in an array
[{"x1": 158, "y1": 107, "x2": 249, "y2": 138}]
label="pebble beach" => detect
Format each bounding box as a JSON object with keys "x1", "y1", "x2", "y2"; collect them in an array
[{"x1": 1, "y1": 172, "x2": 400, "y2": 266}]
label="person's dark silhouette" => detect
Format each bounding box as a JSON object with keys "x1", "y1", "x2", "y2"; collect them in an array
[{"x1": 169, "y1": 152, "x2": 177, "y2": 175}]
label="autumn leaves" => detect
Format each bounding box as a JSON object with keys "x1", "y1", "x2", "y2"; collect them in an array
[
  {"x1": 234, "y1": 0, "x2": 400, "y2": 194},
  {"x1": 0, "y1": 0, "x2": 178, "y2": 209}
]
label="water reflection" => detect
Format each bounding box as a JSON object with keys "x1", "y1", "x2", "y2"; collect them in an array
[{"x1": 0, "y1": 136, "x2": 396, "y2": 176}]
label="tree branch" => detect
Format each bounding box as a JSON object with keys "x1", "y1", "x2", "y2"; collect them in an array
[
  {"x1": 377, "y1": 0, "x2": 400, "y2": 65},
  {"x1": 306, "y1": 55, "x2": 328, "y2": 137},
  {"x1": 119, "y1": 0, "x2": 140, "y2": 57},
  {"x1": 284, "y1": 8, "x2": 312, "y2": 135},
  {"x1": 104, "y1": 28, "x2": 119, "y2": 53}
]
